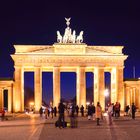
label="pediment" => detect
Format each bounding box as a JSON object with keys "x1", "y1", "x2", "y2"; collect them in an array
[{"x1": 30, "y1": 47, "x2": 54, "y2": 53}]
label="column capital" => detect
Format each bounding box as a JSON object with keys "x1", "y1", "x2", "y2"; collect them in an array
[
  {"x1": 34, "y1": 66, "x2": 42, "y2": 70},
  {"x1": 111, "y1": 66, "x2": 124, "y2": 70},
  {"x1": 53, "y1": 66, "x2": 60, "y2": 69}
]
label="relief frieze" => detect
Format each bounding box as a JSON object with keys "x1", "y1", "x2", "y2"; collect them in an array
[{"x1": 15, "y1": 56, "x2": 124, "y2": 67}]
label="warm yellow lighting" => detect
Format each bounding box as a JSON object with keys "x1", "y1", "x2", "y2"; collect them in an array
[
  {"x1": 104, "y1": 89, "x2": 109, "y2": 97},
  {"x1": 86, "y1": 102, "x2": 90, "y2": 105},
  {"x1": 29, "y1": 102, "x2": 34, "y2": 106}
]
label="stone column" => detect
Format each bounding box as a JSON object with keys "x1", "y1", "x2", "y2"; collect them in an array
[
  {"x1": 125, "y1": 87, "x2": 130, "y2": 106},
  {"x1": 94, "y1": 67, "x2": 105, "y2": 110},
  {"x1": 117, "y1": 67, "x2": 124, "y2": 110},
  {"x1": 133, "y1": 88, "x2": 136, "y2": 103},
  {"x1": 8, "y1": 87, "x2": 12, "y2": 112},
  {"x1": 34, "y1": 67, "x2": 42, "y2": 112},
  {"x1": 0, "y1": 88, "x2": 4, "y2": 110},
  {"x1": 94, "y1": 67, "x2": 99, "y2": 107},
  {"x1": 76, "y1": 67, "x2": 86, "y2": 109},
  {"x1": 111, "y1": 67, "x2": 117, "y2": 104},
  {"x1": 135, "y1": 88, "x2": 139, "y2": 107},
  {"x1": 13, "y1": 66, "x2": 24, "y2": 112},
  {"x1": 138, "y1": 89, "x2": 140, "y2": 110},
  {"x1": 53, "y1": 67, "x2": 60, "y2": 108},
  {"x1": 130, "y1": 88, "x2": 133, "y2": 106},
  {"x1": 111, "y1": 67, "x2": 124, "y2": 110}
]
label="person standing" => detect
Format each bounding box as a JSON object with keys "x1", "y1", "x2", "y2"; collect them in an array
[
  {"x1": 91, "y1": 103, "x2": 95, "y2": 120},
  {"x1": 118, "y1": 102, "x2": 121, "y2": 117},
  {"x1": 58, "y1": 101, "x2": 65, "y2": 128},
  {"x1": 131, "y1": 103, "x2": 136, "y2": 119},
  {"x1": 50, "y1": 107, "x2": 54, "y2": 118},
  {"x1": 124, "y1": 105, "x2": 130, "y2": 116},
  {"x1": 75, "y1": 105, "x2": 79, "y2": 116},
  {"x1": 114, "y1": 102, "x2": 119, "y2": 118},
  {"x1": 96, "y1": 102, "x2": 102, "y2": 125},
  {"x1": 108, "y1": 103, "x2": 113, "y2": 125},
  {"x1": 87, "y1": 104, "x2": 92, "y2": 120},
  {"x1": 80, "y1": 105, "x2": 84, "y2": 117},
  {"x1": 1, "y1": 108, "x2": 5, "y2": 121},
  {"x1": 70, "y1": 103, "x2": 77, "y2": 128},
  {"x1": 54, "y1": 106, "x2": 57, "y2": 117},
  {"x1": 45, "y1": 107, "x2": 48, "y2": 119},
  {"x1": 39, "y1": 107, "x2": 43, "y2": 118}
]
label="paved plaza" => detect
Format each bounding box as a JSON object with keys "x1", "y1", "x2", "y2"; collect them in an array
[{"x1": 0, "y1": 113, "x2": 140, "y2": 140}]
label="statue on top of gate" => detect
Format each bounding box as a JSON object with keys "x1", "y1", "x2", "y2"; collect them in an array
[{"x1": 56, "y1": 18, "x2": 84, "y2": 44}]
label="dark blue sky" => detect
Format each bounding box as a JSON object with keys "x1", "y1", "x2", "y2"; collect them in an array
[{"x1": 0, "y1": 1, "x2": 140, "y2": 102}]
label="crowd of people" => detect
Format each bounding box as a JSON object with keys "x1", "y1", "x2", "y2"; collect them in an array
[
  {"x1": 0, "y1": 101, "x2": 137, "y2": 127},
  {"x1": 39, "y1": 106, "x2": 57, "y2": 119},
  {"x1": 38, "y1": 101, "x2": 137, "y2": 128}
]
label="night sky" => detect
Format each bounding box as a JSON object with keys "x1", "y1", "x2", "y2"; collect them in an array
[{"x1": 0, "y1": 1, "x2": 140, "y2": 103}]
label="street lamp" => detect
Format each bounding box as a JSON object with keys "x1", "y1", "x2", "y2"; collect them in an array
[
  {"x1": 86, "y1": 102, "x2": 90, "y2": 106},
  {"x1": 104, "y1": 89, "x2": 109, "y2": 97},
  {"x1": 29, "y1": 102, "x2": 34, "y2": 106}
]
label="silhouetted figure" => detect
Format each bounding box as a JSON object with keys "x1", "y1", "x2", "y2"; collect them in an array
[
  {"x1": 70, "y1": 104, "x2": 78, "y2": 128},
  {"x1": 80, "y1": 105, "x2": 84, "y2": 117},
  {"x1": 114, "y1": 102, "x2": 120, "y2": 118},
  {"x1": 39, "y1": 107, "x2": 43, "y2": 118},
  {"x1": 54, "y1": 106, "x2": 57, "y2": 117},
  {"x1": 87, "y1": 104, "x2": 92, "y2": 120},
  {"x1": 112, "y1": 103, "x2": 115, "y2": 117},
  {"x1": 118, "y1": 102, "x2": 121, "y2": 117},
  {"x1": 125, "y1": 105, "x2": 130, "y2": 116},
  {"x1": 91, "y1": 104, "x2": 96, "y2": 120},
  {"x1": 50, "y1": 107, "x2": 54, "y2": 118},
  {"x1": 75, "y1": 105, "x2": 79, "y2": 116},
  {"x1": 58, "y1": 101, "x2": 65, "y2": 128},
  {"x1": 48, "y1": 107, "x2": 50, "y2": 117},
  {"x1": 1, "y1": 108, "x2": 5, "y2": 121},
  {"x1": 131, "y1": 103, "x2": 136, "y2": 119}
]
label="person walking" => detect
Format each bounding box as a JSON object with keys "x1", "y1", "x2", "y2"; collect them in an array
[
  {"x1": 131, "y1": 103, "x2": 136, "y2": 119},
  {"x1": 96, "y1": 102, "x2": 102, "y2": 125}
]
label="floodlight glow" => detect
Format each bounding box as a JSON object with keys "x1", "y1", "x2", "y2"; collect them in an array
[{"x1": 104, "y1": 89, "x2": 109, "y2": 97}]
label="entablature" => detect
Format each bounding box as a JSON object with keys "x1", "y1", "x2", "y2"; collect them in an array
[
  {"x1": 13, "y1": 44, "x2": 126, "y2": 56},
  {"x1": 12, "y1": 55, "x2": 126, "y2": 67}
]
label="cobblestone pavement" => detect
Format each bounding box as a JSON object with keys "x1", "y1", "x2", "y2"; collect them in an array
[{"x1": 0, "y1": 113, "x2": 140, "y2": 140}]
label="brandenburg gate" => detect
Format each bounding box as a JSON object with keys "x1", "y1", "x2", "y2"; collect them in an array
[{"x1": 0, "y1": 18, "x2": 130, "y2": 112}]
